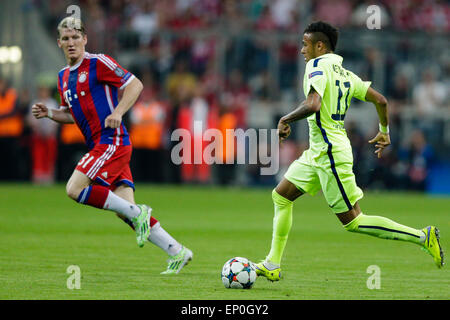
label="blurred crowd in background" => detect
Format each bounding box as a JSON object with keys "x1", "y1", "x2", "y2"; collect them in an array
[{"x1": 0, "y1": 0, "x2": 449, "y2": 193}]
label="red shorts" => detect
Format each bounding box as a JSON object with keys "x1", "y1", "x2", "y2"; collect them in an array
[{"x1": 76, "y1": 144, "x2": 134, "y2": 190}]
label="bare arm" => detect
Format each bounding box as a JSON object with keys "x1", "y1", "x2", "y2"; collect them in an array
[
  {"x1": 31, "y1": 103, "x2": 74, "y2": 123},
  {"x1": 278, "y1": 88, "x2": 322, "y2": 141},
  {"x1": 104, "y1": 77, "x2": 144, "y2": 129},
  {"x1": 365, "y1": 86, "x2": 391, "y2": 158},
  {"x1": 365, "y1": 86, "x2": 388, "y2": 127}
]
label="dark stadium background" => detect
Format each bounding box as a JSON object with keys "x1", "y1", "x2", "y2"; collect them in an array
[{"x1": 0, "y1": 0, "x2": 449, "y2": 194}]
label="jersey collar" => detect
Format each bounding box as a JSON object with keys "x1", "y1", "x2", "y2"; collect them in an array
[
  {"x1": 68, "y1": 52, "x2": 88, "y2": 71},
  {"x1": 318, "y1": 53, "x2": 343, "y2": 64}
]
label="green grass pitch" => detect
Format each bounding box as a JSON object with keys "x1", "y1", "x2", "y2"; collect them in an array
[{"x1": 0, "y1": 184, "x2": 448, "y2": 300}]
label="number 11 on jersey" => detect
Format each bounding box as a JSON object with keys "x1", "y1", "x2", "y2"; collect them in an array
[{"x1": 332, "y1": 80, "x2": 350, "y2": 121}]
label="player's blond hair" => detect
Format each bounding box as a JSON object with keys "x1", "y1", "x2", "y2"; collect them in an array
[{"x1": 57, "y1": 17, "x2": 85, "y2": 38}]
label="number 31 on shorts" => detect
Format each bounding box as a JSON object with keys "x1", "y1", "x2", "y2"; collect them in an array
[{"x1": 78, "y1": 153, "x2": 95, "y2": 169}]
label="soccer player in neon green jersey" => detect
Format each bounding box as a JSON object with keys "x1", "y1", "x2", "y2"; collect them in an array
[{"x1": 255, "y1": 21, "x2": 444, "y2": 281}]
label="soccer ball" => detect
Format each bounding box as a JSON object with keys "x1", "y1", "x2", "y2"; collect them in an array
[{"x1": 221, "y1": 257, "x2": 257, "y2": 289}]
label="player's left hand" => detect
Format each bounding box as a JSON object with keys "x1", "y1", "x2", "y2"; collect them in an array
[
  {"x1": 368, "y1": 132, "x2": 391, "y2": 158},
  {"x1": 277, "y1": 120, "x2": 291, "y2": 142},
  {"x1": 105, "y1": 112, "x2": 122, "y2": 129}
]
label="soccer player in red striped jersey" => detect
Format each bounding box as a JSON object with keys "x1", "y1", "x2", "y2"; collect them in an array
[{"x1": 31, "y1": 17, "x2": 192, "y2": 275}]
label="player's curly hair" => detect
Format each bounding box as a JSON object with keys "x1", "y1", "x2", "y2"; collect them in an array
[{"x1": 304, "y1": 21, "x2": 338, "y2": 52}]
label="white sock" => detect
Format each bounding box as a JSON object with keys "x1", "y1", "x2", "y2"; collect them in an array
[
  {"x1": 103, "y1": 191, "x2": 141, "y2": 220},
  {"x1": 148, "y1": 222, "x2": 182, "y2": 256}
]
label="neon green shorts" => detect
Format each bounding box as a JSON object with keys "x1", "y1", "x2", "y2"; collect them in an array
[{"x1": 284, "y1": 148, "x2": 363, "y2": 213}]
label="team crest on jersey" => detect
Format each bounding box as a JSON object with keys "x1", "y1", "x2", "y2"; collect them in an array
[{"x1": 78, "y1": 71, "x2": 88, "y2": 83}]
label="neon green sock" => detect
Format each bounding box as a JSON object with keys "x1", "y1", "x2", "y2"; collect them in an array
[
  {"x1": 266, "y1": 190, "x2": 293, "y2": 265},
  {"x1": 344, "y1": 213, "x2": 425, "y2": 245}
]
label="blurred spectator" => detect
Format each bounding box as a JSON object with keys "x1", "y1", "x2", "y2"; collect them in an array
[
  {"x1": 129, "y1": 76, "x2": 167, "y2": 183},
  {"x1": 270, "y1": 0, "x2": 298, "y2": 30},
  {"x1": 346, "y1": 121, "x2": 366, "y2": 172},
  {"x1": 165, "y1": 59, "x2": 198, "y2": 104},
  {"x1": 399, "y1": 129, "x2": 435, "y2": 191},
  {"x1": 0, "y1": 78, "x2": 23, "y2": 181},
  {"x1": 27, "y1": 85, "x2": 59, "y2": 184},
  {"x1": 84, "y1": 0, "x2": 108, "y2": 52},
  {"x1": 168, "y1": 2, "x2": 206, "y2": 30},
  {"x1": 389, "y1": 72, "x2": 411, "y2": 105},
  {"x1": 314, "y1": 0, "x2": 352, "y2": 27},
  {"x1": 215, "y1": 106, "x2": 238, "y2": 185},
  {"x1": 360, "y1": 47, "x2": 381, "y2": 87},
  {"x1": 248, "y1": 72, "x2": 275, "y2": 129},
  {"x1": 386, "y1": 71, "x2": 412, "y2": 146},
  {"x1": 103, "y1": 0, "x2": 126, "y2": 53},
  {"x1": 195, "y1": 0, "x2": 221, "y2": 24},
  {"x1": 412, "y1": 0, "x2": 449, "y2": 32},
  {"x1": 412, "y1": 69, "x2": 447, "y2": 116},
  {"x1": 254, "y1": 4, "x2": 277, "y2": 31},
  {"x1": 223, "y1": 0, "x2": 251, "y2": 73},
  {"x1": 190, "y1": 37, "x2": 216, "y2": 76},
  {"x1": 130, "y1": 0, "x2": 159, "y2": 46},
  {"x1": 279, "y1": 40, "x2": 298, "y2": 90},
  {"x1": 384, "y1": 0, "x2": 414, "y2": 30},
  {"x1": 222, "y1": 0, "x2": 247, "y2": 32},
  {"x1": 247, "y1": 0, "x2": 267, "y2": 23},
  {"x1": 248, "y1": 35, "x2": 271, "y2": 76},
  {"x1": 41, "y1": 0, "x2": 72, "y2": 34},
  {"x1": 222, "y1": 69, "x2": 251, "y2": 129},
  {"x1": 386, "y1": 0, "x2": 450, "y2": 32},
  {"x1": 200, "y1": 59, "x2": 223, "y2": 107},
  {"x1": 176, "y1": 87, "x2": 217, "y2": 184}
]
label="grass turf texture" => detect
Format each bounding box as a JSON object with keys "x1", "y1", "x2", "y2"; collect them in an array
[{"x1": 0, "y1": 184, "x2": 448, "y2": 300}]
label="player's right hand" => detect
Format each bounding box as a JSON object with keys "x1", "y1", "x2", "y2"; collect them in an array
[
  {"x1": 31, "y1": 103, "x2": 48, "y2": 119},
  {"x1": 277, "y1": 120, "x2": 291, "y2": 142}
]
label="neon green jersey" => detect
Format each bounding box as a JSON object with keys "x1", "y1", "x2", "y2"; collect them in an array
[{"x1": 303, "y1": 53, "x2": 371, "y2": 159}]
